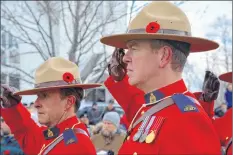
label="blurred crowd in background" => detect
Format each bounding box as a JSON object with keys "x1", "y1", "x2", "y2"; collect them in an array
[{"x1": 1, "y1": 83, "x2": 232, "y2": 155}]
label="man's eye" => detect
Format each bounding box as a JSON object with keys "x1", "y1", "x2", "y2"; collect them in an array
[
  {"x1": 39, "y1": 93, "x2": 47, "y2": 99},
  {"x1": 130, "y1": 47, "x2": 137, "y2": 51}
]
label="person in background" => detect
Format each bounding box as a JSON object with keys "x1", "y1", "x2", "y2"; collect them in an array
[
  {"x1": 1, "y1": 117, "x2": 24, "y2": 155},
  {"x1": 91, "y1": 112, "x2": 126, "y2": 155},
  {"x1": 119, "y1": 114, "x2": 129, "y2": 131},
  {"x1": 213, "y1": 72, "x2": 232, "y2": 155},
  {"x1": 225, "y1": 84, "x2": 232, "y2": 109},
  {"x1": 101, "y1": 99, "x2": 116, "y2": 118},
  {"x1": 79, "y1": 112, "x2": 94, "y2": 137},
  {"x1": 87, "y1": 102, "x2": 102, "y2": 125},
  {"x1": 214, "y1": 104, "x2": 227, "y2": 118}
]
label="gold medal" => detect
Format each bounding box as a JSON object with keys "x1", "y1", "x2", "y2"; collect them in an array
[{"x1": 145, "y1": 130, "x2": 155, "y2": 143}]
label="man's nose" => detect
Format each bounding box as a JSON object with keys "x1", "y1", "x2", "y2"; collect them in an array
[
  {"x1": 34, "y1": 98, "x2": 41, "y2": 109},
  {"x1": 123, "y1": 50, "x2": 131, "y2": 64}
]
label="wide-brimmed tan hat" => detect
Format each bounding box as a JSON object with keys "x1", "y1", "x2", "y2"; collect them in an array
[
  {"x1": 101, "y1": 1, "x2": 219, "y2": 52},
  {"x1": 14, "y1": 57, "x2": 102, "y2": 95},
  {"x1": 219, "y1": 72, "x2": 232, "y2": 83}
]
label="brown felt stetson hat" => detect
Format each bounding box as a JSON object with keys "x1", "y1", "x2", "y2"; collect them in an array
[
  {"x1": 101, "y1": 1, "x2": 219, "y2": 52},
  {"x1": 14, "y1": 57, "x2": 102, "y2": 95},
  {"x1": 219, "y1": 72, "x2": 232, "y2": 83}
]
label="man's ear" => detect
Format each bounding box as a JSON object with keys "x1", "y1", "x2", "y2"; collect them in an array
[
  {"x1": 159, "y1": 46, "x2": 173, "y2": 68},
  {"x1": 65, "y1": 95, "x2": 76, "y2": 111}
]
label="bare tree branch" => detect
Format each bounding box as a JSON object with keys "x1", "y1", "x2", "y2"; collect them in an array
[
  {"x1": 8, "y1": 74, "x2": 34, "y2": 85},
  {"x1": 2, "y1": 27, "x2": 48, "y2": 61},
  {"x1": 48, "y1": 7, "x2": 56, "y2": 57},
  {"x1": 61, "y1": 1, "x2": 73, "y2": 44},
  {"x1": 1, "y1": 1, "x2": 145, "y2": 85},
  {"x1": 78, "y1": 1, "x2": 103, "y2": 44},
  {"x1": 68, "y1": 1, "x2": 81, "y2": 62},
  {"x1": 2, "y1": 63, "x2": 34, "y2": 80},
  {"x1": 24, "y1": 1, "x2": 53, "y2": 57},
  {"x1": 67, "y1": 1, "x2": 76, "y2": 24},
  {"x1": 9, "y1": 51, "x2": 39, "y2": 58}
]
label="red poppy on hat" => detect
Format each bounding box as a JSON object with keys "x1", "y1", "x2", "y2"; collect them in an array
[
  {"x1": 63, "y1": 72, "x2": 74, "y2": 83},
  {"x1": 146, "y1": 22, "x2": 160, "y2": 33}
]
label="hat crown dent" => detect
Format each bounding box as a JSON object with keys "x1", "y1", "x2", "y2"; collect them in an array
[
  {"x1": 35, "y1": 57, "x2": 80, "y2": 84},
  {"x1": 129, "y1": 1, "x2": 191, "y2": 33}
]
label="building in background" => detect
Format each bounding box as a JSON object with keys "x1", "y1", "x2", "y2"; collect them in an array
[{"x1": 1, "y1": 24, "x2": 21, "y2": 90}]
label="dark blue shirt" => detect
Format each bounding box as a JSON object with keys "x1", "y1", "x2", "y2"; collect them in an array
[
  {"x1": 225, "y1": 89, "x2": 232, "y2": 109},
  {"x1": 1, "y1": 135, "x2": 24, "y2": 155}
]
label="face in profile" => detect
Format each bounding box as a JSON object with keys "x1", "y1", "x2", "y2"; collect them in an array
[
  {"x1": 34, "y1": 89, "x2": 67, "y2": 126},
  {"x1": 123, "y1": 40, "x2": 162, "y2": 88}
]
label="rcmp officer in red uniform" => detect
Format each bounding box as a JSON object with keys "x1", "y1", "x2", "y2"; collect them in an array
[
  {"x1": 0, "y1": 57, "x2": 101, "y2": 154},
  {"x1": 102, "y1": 1, "x2": 221, "y2": 154},
  {"x1": 214, "y1": 72, "x2": 232, "y2": 155}
]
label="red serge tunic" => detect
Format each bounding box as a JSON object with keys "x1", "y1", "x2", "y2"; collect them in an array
[
  {"x1": 1, "y1": 103, "x2": 96, "y2": 154},
  {"x1": 105, "y1": 76, "x2": 221, "y2": 155}
]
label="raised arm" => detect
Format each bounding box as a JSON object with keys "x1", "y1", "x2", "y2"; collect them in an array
[
  {"x1": 104, "y1": 48, "x2": 145, "y2": 122},
  {"x1": 1, "y1": 84, "x2": 43, "y2": 154}
]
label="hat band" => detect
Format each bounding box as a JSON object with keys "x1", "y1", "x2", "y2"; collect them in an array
[
  {"x1": 128, "y1": 28, "x2": 191, "y2": 36},
  {"x1": 34, "y1": 79, "x2": 82, "y2": 88}
]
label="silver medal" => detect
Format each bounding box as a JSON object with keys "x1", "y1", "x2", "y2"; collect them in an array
[
  {"x1": 133, "y1": 116, "x2": 150, "y2": 142},
  {"x1": 139, "y1": 116, "x2": 156, "y2": 143}
]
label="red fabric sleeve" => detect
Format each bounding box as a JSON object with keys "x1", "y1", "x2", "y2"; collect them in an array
[
  {"x1": 198, "y1": 100, "x2": 215, "y2": 118},
  {"x1": 213, "y1": 108, "x2": 232, "y2": 146},
  {"x1": 104, "y1": 76, "x2": 145, "y2": 123},
  {"x1": 1, "y1": 103, "x2": 43, "y2": 154}
]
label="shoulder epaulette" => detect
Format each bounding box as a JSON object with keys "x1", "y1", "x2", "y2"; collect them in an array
[{"x1": 171, "y1": 94, "x2": 199, "y2": 113}]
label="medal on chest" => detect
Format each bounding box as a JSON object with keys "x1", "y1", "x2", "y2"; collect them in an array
[
  {"x1": 145, "y1": 116, "x2": 166, "y2": 144},
  {"x1": 139, "y1": 116, "x2": 156, "y2": 143},
  {"x1": 133, "y1": 116, "x2": 150, "y2": 142}
]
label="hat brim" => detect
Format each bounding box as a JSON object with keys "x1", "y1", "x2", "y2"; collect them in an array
[
  {"x1": 14, "y1": 83, "x2": 102, "y2": 95},
  {"x1": 219, "y1": 72, "x2": 232, "y2": 83},
  {"x1": 100, "y1": 33, "x2": 219, "y2": 52}
]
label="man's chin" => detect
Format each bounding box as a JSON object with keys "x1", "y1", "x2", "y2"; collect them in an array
[
  {"x1": 128, "y1": 77, "x2": 139, "y2": 86},
  {"x1": 38, "y1": 118, "x2": 48, "y2": 126}
]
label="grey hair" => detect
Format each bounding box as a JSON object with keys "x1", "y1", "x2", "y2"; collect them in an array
[
  {"x1": 60, "y1": 87, "x2": 84, "y2": 112},
  {"x1": 149, "y1": 39, "x2": 190, "y2": 72}
]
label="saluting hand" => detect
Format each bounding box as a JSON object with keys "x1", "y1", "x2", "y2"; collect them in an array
[
  {"x1": 107, "y1": 48, "x2": 127, "y2": 81},
  {"x1": 200, "y1": 71, "x2": 220, "y2": 102},
  {"x1": 0, "y1": 84, "x2": 21, "y2": 108}
]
